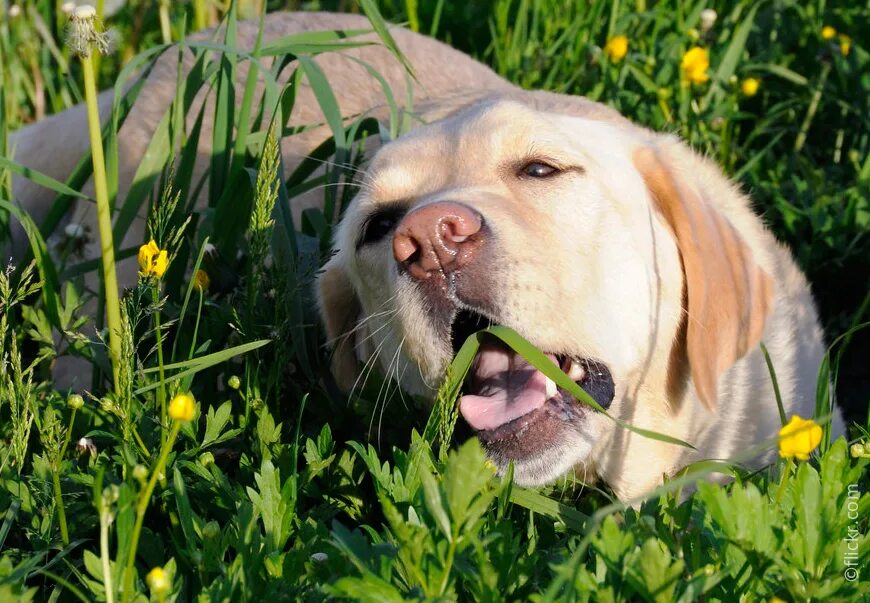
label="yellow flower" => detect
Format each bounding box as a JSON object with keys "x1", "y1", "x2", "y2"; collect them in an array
[
  {"x1": 778, "y1": 415, "x2": 822, "y2": 461},
  {"x1": 168, "y1": 392, "x2": 196, "y2": 422},
  {"x1": 821, "y1": 25, "x2": 837, "y2": 40},
  {"x1": 604, "y1": 35, "x2": 629, "y2": 62},
  {"x1": 146, "y1": 566, "x2": 170, "y2": 595},
  {"x1": 839, "y1": 34, "x2": 851, "y2": 57},
  {"x1": 138, "y1": 240, "x2": 169, "y2": 278},
  {"x1": 741, "y1": 77, "x2": 760, "y2": 97},
  {"x1": 193, "y1": 269, "x2": 210, "y2": 292},
  {"x1": 681, "y1": 46, "x2": 710, "y2": 84}
]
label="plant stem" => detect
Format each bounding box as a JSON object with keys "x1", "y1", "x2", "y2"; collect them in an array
[
  {"x1": 80, "y1": 52, "x2": 123, "y2": 394},
  {"x1": 774, "y1": 460, "x2": 793, "y2": 504},
  {"x1": 52, "y1": 471, "x2": 69, "y2": 545},
  {"x1": 52, "y1": 400, "x2": 80, "y2": 546},
  {"x1": 100, "y1": 505, "x2": 115, "y2": 603},
  {"x1": 188, "y1": 290, "x2": 204, "y2": 359},
  {"x1": 121, "y1": 420, "x2": 182, "y2": 603},
  {"x1": 193, "y1": 0, "x2": 208, "y2": 31},
  {"x1": 152, "y1": 286, "x2": 167, "y2": 444},
  {"x1": 794, "y1": 62, "x2": 830, "y2": 153},
  {"x1": 158, "y1": 0, "x2": 172, "y2": 44}
]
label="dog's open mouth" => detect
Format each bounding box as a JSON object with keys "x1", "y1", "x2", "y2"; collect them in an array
[{"x1": 450, "y1": 311, "x2": 615, "y2": 440}]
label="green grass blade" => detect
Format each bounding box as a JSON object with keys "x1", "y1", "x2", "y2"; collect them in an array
[
  {"x1": 0, "y1": 199, "x2": 62, "y2": 328},
  {"x1": 359, "y1": 0, "x2": 417, "y2": 79},
  {"x1": 0, "y1": 156, "x2": 89, "y2": 200},
  {"x1": 135, "y1": 339, "x2": 271, "y2": 395}
]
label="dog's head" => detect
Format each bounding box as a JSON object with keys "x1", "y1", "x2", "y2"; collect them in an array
[{"x1": 317, "y1": 98, "x2": 772, "y2": 487}]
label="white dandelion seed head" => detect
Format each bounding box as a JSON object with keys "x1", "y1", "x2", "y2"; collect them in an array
[
  {"x1": 700, "y1": 9, "x2": 717, "y2": 32},
  {"x1": 65, "y1": 222, "x2": 85, "y2": 239}
]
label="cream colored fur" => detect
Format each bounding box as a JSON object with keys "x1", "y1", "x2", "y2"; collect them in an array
[{"x1": 7, "y1": 12, "x2": 841, "y2": 500}]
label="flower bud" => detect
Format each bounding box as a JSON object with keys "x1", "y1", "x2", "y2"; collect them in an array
[
  {"x1": 198, "y1": 452, "x2": 215, "y2": 467},
  {"x1": 67, "y1": 393, "x2": 85, "y2": 410},
  {"x1": 850, "y1": 443, "x2": 866, "y2": 458},
  {"x1": 133, "y1": 464, "x2": 148, "y2": 482},
  {"x1": 227, "y1": 375, "x2": 241, "y2": 390},
  {"x1": 203, "y1": 521, "x2": 221, "y2": 540}
]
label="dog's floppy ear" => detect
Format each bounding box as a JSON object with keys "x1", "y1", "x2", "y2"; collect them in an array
[
  {"x1": 633, "y1": 146, "x2": 773, "y2": 411},
  {"x1": 316, "y1": 258, "x2": 361, "y2": 391}
]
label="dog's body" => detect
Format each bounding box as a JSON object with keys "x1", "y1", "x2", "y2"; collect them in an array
[{"x1": 8, "y1": 12, "x2": 842, "y2": 500}]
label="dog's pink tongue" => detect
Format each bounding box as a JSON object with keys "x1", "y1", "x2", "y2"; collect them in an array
[{"x1": 459, "y1": 344, "x2": 555, "y2": 431}]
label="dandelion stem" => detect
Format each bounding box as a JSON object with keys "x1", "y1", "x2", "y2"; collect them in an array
[
  {"x1": 122, "y1": 420, "x2": 182, "y2": 603},
  {"x1": 158, "y1": 0, "x2": 172, "y2": 44},
  {"x1": 193, "y1": 0, "x2": 208, "y2": 30},
  {"x1": 79, "y1": 36, "x2": 123, "y2": 395},
  {"x1": 152, "y1": 286, "x2": 167, "y2": 444}
]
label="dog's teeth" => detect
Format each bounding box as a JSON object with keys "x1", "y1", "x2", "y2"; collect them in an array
[
  {"x1": 566, "y1": 358, "x2": 586, "y2": 381},
  {"x1": 451, "y1": 234, "x2": 469, "y2": 243},
  {"x1": 545, "y1": 376, "x2": 557, "y2": 399}
]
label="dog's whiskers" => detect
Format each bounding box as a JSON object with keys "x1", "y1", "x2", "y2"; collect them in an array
[
  {"x1": 370, "y1": 335, "x2": 406, "y2": 445},
  {"x1": 347, "y1": 330, "x2": 391, "y2": 407}
]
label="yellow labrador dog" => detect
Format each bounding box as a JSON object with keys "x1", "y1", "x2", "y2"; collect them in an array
[{"x1": 8, "y1": 12, "x2": 842, "y2": 500}]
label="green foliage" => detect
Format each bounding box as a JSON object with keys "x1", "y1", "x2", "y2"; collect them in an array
[{"x1": 0, "y1": 1, "x2": 867, "y2": 601}]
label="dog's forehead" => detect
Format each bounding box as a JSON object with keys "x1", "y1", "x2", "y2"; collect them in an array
[{"x1": 364, "y1": 101, "x2": 555, "y2": 191}]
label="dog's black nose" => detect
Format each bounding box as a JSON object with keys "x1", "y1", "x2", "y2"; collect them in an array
[{"x1": 392, "y1": 201, "x2": 483, "y2": 280}]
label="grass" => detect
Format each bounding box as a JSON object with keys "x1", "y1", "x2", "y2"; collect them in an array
[{"x1": 0, "y1": 0, "x2": 868, "y2": 600}]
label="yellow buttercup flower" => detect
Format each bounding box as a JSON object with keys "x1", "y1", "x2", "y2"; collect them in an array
[
  {"x1": 778, "y1": 415, "x2": 822, "y2": 461},
  {"x1": 604, "y1": 35, "x2": 629, "y2": 62},
  {"x1": 839, "y1": 34, "x2": 851, "y2": 57},
  {"x1": 821, "y1": 25, "x2": 837, "y2": 40},
  {"x1": 138, "y1": 239, "x2": 169, "y2": 278},
  {"x1": 681, "y1": 46, "x2": 710, "y2": 84},
  {"x1": 168, "y1": 392, "x2": 196, "y2": 422},
  {"x1": 146, "y1": 566, "x2": 170, "y2": 595},
  {"x1": 741, "y1": 77, "x2": 760, "y2": 97},
  {"x1": 193, "y1": 269, "x2": 210, "y2": 292}
]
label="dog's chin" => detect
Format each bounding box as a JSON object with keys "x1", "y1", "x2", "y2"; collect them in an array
[{"x1": 477, "y1": 398, "x2": 598, "y2": 486}]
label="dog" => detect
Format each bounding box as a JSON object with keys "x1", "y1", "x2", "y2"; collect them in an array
[{"x1": 7, "y1": 12, "x2": 842, "y2": 500}]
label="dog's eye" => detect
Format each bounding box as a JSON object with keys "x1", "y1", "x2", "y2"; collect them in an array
[
  {"x1": 360, "y1": 208, "x2": 403, "y2": 246},
  {"x1": 520, "y1": 162, "x2": 560, "y2": 178}
]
